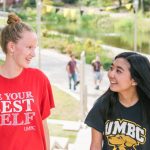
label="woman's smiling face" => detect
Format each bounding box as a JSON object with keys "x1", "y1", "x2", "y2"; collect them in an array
[
  {"x1": 108, "y1": 58, "x2": 136, "y2": 93},
  {"x1": 10, "y1": 31, "x2": 37, "y2": 68}
]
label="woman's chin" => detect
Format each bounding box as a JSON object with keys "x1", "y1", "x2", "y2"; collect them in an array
[{"x1": 109, "y1": 86, "x2": 118, "y2": 92}]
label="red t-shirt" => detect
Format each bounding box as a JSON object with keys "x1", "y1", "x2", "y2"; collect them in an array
[{"x1": 0, "y1": 68, "x2": 54, "y2": 150}]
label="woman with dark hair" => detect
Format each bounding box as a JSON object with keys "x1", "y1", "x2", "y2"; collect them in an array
[{"x1": 85, "y1": 52, "x2": 150, "y2": 150}]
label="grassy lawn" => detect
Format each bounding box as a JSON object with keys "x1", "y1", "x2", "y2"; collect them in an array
[
  {"x1": 50, "y1": 85, "x2": 81, "y2": 121},
  {"x1": 48, "y1": 85, "x2": 81, "y2": 143},
  {"x1": 48, "y1": 124, "x2": 77, "y2": 143}
]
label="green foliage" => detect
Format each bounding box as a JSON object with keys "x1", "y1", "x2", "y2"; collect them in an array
[
  {"x1": 101, "y1": 56, "x2": 112, "y2": 71},
  {"x1": 15, "y1": 8, "x2": 36, "y2": 31},
  {"x1": 23, "y1": 0, "x2": 36, "y2": 8},
  {"x1": 52, "y1": 1, "x2": 64, "y2": 6},
  {"x1": 144, "y1": 0, "x2": 150, "y2": 11},
  {"x1": 62, "y1": 0, "x2": 78, "y2": 4},
  {"x1": 43, "y1": 12, "x2": 67, "y2": 25},
  {"x1": 79, "y1": 0, "x2": 112, "y2": 6},
  {"x1": 0, "y1": 60, "x2": 4, "y2": 65},
  {"x1": 16, "y1": 8, "x2": 36, "y2": 21},
  {"x1": 114, "y1": 18, "x2": 133, "y2": 32},
  {"x1": 41, "y1": 30, "x2": 112, "y2": 70},
  {"x1": 80, "y1": 0, "x2": 91, "y2": 6},
  {"x1": 80, "y1": 14, "x2": 94, "y2": 28}
]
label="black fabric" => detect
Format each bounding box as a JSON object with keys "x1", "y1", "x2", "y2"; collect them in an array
[{"x1": 85, "y1": 98, "x2": 150, "y2": 150}]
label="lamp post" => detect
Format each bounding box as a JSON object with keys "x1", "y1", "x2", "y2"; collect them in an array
[
  {"x1": 133, "y1": 0, "x2": 139, "y2": 52},
  {"x1": 36, "y1": 0, "x2": 42, "y2": 68},
  {"x1": 80, "y1": 51, "x2": 87, "y2": 122}
]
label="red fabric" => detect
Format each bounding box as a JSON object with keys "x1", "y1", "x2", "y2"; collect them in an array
[{"x1": 0, "y1": 68, "x2": 54, "y2": 150}]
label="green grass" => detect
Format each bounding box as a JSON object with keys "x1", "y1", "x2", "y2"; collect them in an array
[
  {"x1": 48, "y1": 124, "x2": 77, "y2": 143},
  {"x1": 48, "y1": 85, "x2": 81, "y2": 143},
  {"x1": 50, "y1": 85, "x2": 81, "y2": 121}
]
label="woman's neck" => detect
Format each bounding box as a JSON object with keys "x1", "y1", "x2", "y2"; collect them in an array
[
  {"x1": 118, "y1": 90, "x2": 139, "y2": 107},
  {"x1": 0, "y1": 61, "x2": 23, "y2": 78}
]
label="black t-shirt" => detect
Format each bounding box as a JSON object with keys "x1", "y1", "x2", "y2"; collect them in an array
[{"x1": 85, "y1": 97, "x2": 150, "y2": 150}]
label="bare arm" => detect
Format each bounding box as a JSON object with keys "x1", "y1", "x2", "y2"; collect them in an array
[
  {"x1": 90, "y1": 128, "x2": 103, "y2": 150},
  {"x1": 66, "y1": 64, "x2": 71, "y2": 74},
  {"x1": 43, "y1": 119, "x2": 50, "y2": 150},
  {"x1": 75, "y1": 65, "x2": 79, "y2": 74}
]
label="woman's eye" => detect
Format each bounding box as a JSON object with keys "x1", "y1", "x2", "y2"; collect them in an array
[
  {"x1": 116, "y1": 69, "x2": 122, "y2": 73},
  {"x1": 28, "y1": 46, "x2": 32, "y2": 49}
]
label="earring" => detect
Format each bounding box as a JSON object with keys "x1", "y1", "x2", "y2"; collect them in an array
[{"x1": 132, "y1": 82, "x2": 137, "y2": 86}]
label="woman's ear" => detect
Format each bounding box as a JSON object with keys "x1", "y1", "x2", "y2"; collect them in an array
[
  {"x1": 7, "y1": 41, "x2": 15, "y2": 55},
  {"x1": 132, "y1": 79, "x2": 137, "y2": 86}
]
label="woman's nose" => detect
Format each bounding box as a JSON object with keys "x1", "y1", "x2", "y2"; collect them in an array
[
  {"x1": 108, "y1": 70, "x2": 115, "y2": 78},
  {"x1": 31, "y1": 48, "x2": 36, "y2": 57}
]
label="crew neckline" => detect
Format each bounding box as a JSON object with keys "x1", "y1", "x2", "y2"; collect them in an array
[
  {"x1": 118, "y1": 99, "x2": 140, "y2": 109},
  {"x1": 0, "y1": 68, "x2": 25, "y2": 81}
]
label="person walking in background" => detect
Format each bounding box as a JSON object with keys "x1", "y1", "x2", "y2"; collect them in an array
[
  {"x1": 66, "y1": 54, "x2": 79, "y2": 91},
  {"x1": 0, "y1": 13, "x2": 54, "y2": 150},
  {"x1": 85, "y1": 52, "x2": 150, "y2": 149},
  {"x1": 91, "y1": 55, "x2": 102, "y2": 90}
]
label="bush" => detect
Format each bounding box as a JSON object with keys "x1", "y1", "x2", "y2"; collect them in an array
[
  {"x1": 62, "y1": 0, "x2": 78, "y2": 4},
  {"x1": 114, "y1": 18, "x2": 133, "y2": 32},
  {"x1": 23, "y1": 0, "x2": 36, "y2": 8},
  {"x1": 102, "y1": 61, "x2": 112, "y2": 71}
]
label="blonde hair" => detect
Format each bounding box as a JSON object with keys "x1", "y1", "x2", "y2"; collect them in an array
[{"x1": 0, "y1": 13, "x2": 33, "y2": 54}]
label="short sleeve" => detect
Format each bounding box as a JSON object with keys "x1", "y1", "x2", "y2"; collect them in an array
[
  {"x1": 85, "y1": 98, "x2": 105, "y2": 133},
  {"x1": 40, "y1": 75, "x2": 55, "y2": 120}
]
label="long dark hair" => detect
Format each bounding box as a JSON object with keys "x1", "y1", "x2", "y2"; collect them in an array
[{"x1": 103, "y1": 52, "x2": 150, "y2": 124}]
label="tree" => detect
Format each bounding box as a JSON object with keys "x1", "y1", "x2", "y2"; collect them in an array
[{"x1": 118, "y1": 0, "x2": 122, "y2": 7}]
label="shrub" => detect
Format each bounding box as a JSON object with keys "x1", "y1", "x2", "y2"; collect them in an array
[
  {"x1": 114, "y1": 18, "x2": 133, "y2": 32},
  {"x1": 62, "y1": 0, "x2": 78, "y2": 4}
]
